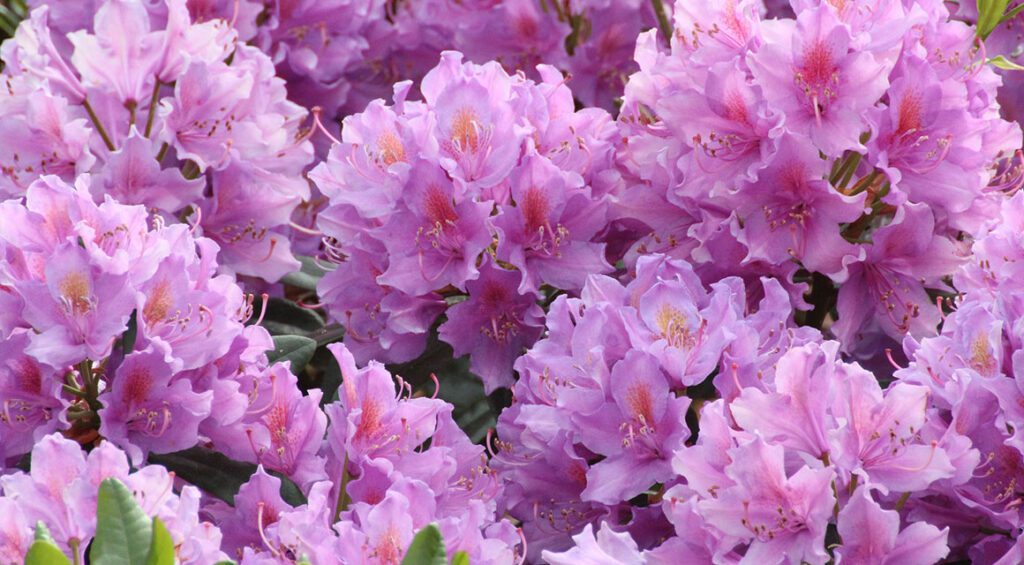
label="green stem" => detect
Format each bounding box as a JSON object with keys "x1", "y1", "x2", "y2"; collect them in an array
[
  {"x1": 651, "y1": 0, "x2": 672, "y2": 45},
  {"x1": 894, "y1": 491, "x2": 911, "y2": 512},
  {"x1": 156, "y1": 142, "x2": 169, "y2": 163},
  {"x1": 83, "y1": 99, "x2": 116, "y2": 152},
  {"x1": 61, "y1": 383, "x2": 87, "y2": 398},
  {"x1": 70, "y1": 539, "x2": 81, "y2": 565},
  {"x1": 333, "y1": 454, "x2": 351, "y2": 522},
  {"x1": 144, "y1": 79, "x2": 162, "y2": 137},
  {"x1": 181, "y1": 160, "x2": 201, "y2": 180}
]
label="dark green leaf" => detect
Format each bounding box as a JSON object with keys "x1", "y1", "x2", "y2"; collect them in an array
[
  {"x1": 268, "y1": 335, "x2": 317, "y2": 375},
  {"x1": 280, "y1": 255, "x2": 331, "y2": 291},
  {"x1": 401, "y1": 524, "x2": 447, "y2": 565},
  {"x1": 121, "y1": 310, "x2": 138, "y2": 355},
  {"x1": 267, "y1": 469, "x2": 308, "y2": 507},
  {"x1": 251, "y1": 297, "x2": 324, "y2": 336},
  {"x1": 145, "y1": 517, "x2": 175, "y2": 565},
  {"x1": 148, "y1": 447, "x2": 305, "y2": 507},
  {"x1": 148, "y1": 447, "x2": 254, "y2": 505},
  {"x1": 90, "y1": 478, "x2": 153, "y2": 565}
]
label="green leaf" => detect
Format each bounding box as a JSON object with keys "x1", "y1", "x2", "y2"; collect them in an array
[
  {"x1": 148, "y1": 447, "x2": 255, "y2": 505},
  {"x1": 978, "y1": 0, "x2": 1012, "y2": 39},
  {"x1": 147, "y1": 447, "x2": 306, "y2": 507},
  {"x1": 121, "y1": 310, "x2": 138, "y2": 355},
  {"x1": 280, "y1": 255, "x2": 331, "y2": 291},
  {"x1": 213, "y1": 561, "x2": 238, "y2": 565},
  {"x1": 451, "y1": 552, "x2": 470, "y2": 565},
  {"x1": 989, "y1": 55, "x2": 1024, "y2": 70},
  {"x1": 1002, "y1": 2, "x2": 1024, "y2": 23},
  {"x1": 90, "y1": 478, "x2": 153, "y2": 565},
  {"x1": 267, "y1": 335, "x2": 317, "y2": 375},
  {"x1": 25, "y1": 525, "x2": 71, "y2": 565},
  {"x1": 252, "y1": 297, "x2": 324, "y2": 336},
  {"x1": 24, "y1": 540, "x2": 72, "y2": 565},
  {"x1": 32, "y1": 522, "x2": 56, "y2": 544},
  {"x1": 401, "y1": 524, "x2": 447, "y2": 565},
  {"x1": 145, "y1": 518, "x2": 175, "y2": 565}
]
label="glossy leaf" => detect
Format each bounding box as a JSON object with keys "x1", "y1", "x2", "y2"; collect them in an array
[
  {"x1": 145, "y1": 517, "x2": 175, "y2": 565},
  {"x1": 90, "y1": 479, "x2": 153, "y2": 565},
  {"x1": 268, "y1": 335, "x2": 317, "y2": 375},
  {"x1": 401, "y1": 524, "x2": 447, "y2": 565}
]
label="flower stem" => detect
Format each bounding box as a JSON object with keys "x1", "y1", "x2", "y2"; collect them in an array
[
  {"x1": 651, "y1": 0, "x2": 672, "y2": 45},
  {"x1": 144, "y1": 79, "x2": 162, "y2": 137},
  {"x1": 333, "y1": 454, "x2": 351, "y2": 522},
  {"x1": 83, "y1": 99, "x2": 116, "y2": 151}
]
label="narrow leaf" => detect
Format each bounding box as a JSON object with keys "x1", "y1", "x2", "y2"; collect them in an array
[
  {"x1": 90, "y1": 478, "x2": 153, "y2": 565},
  {"x1": 145, "y1": 517, "x2": 175, "y2": 565},
  {"x1": 989, "y1": 55, "x2": 1024, "y2": 70},
  {"x1": 451, "y1": 552, "x2": 470, "y2": 565},
  {"x1": 401, "y1": 524, "x2": 447, "y2": 565}
]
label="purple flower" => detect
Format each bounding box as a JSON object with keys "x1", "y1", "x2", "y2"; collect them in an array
[
  {"x1": 834, "y1": 202, "x2": 963, "y2": 350},
  {"x1": 749, "y1": 4, "x2": 891, "y2": 155},
  {"x1": 95, "y1": 128, "x2": 203, "y2": 211},
  {"x1": 835, "y1": 486, "x2": 949, "y2": 565},
  {"x1": 438, "y1": 259, "x2": 544, "y2": 391},
  {"x1": 735, "y1": 134, "x2": 866, "y2": 279},
  {"x1": 376, "y1": 160, "x2": 494, "y2": 296},
  {"x1": 66, "y1": 0, "x2": 163, "y2": 106},
  {"x1": 0, "y1": 331, "x2": 65, "y2": 463},
  {"x1": 227, "y1": 364, "x2": 327, "y2": 491},
  {"x1": 542, "y1": 523, "x2": 645, "y2": 565},
  {"x1": 731, "y1": 342, "x2": 840, "y2": 461},
  {"x1": 577, "y1": 351, "x2": 690, "y2": 504},
  {"x1": 17, "y1": 242, "x2": 135, "y2": 368},
  {"x1": 493, "y1": 153, "x2": 612, "y2": 294},
  {"x1": 421, "y1": 51, "x2": 524, "y2": 191},
  {"x1": 98, "y1": 346, "x2": 212, "y2": 463},
  {"x1": 699, "y1": 438, "x2": 835, "y2": 565}
]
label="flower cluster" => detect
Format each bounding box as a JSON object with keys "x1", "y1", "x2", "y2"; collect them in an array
[
  {"x1": 890, "y1": 190, "x2": 1024, "y2": 562},
  {"x1": 312, "y1": 51, "x2": 620, "y2": 391},
  {"x1": 493, "y1": 254, "x2": 819, "y2": 559},
  {"x1": 2, "y1": 0, "x2": 314, "y2": 281},
  {"x1": 0, "y1": 433, "x2": 227, "y2": 564},
  {"x1": 232, "y1": 0, "x2": 666, "y2": 123},
  {"x1": 206, "y1": 344, "x2": 521, "y2": 564},
  {"x1": 523, "y1": 196, "x2": 1024, "y2": 562},
  {"x1": 0, "y1": 174, "x2": 271, "y2": 466},
  {"x1": 615, "y1": 0, "x2": 1022, "y2": 355}
]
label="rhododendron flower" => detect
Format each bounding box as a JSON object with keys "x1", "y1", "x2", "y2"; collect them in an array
[
  {"x1": 98, "y1": 346, "x2": 212, "y2": 463},
  {"x1": 750, "y1": 5, "x2": 891, "y2": 155},
  {"x1": 836, "y1": 486, "x2": 949, "y2": 564}
]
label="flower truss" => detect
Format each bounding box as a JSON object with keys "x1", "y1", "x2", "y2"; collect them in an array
[{"x1": 0, "y1": 0, "x2": 1022, "y2": 564}]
